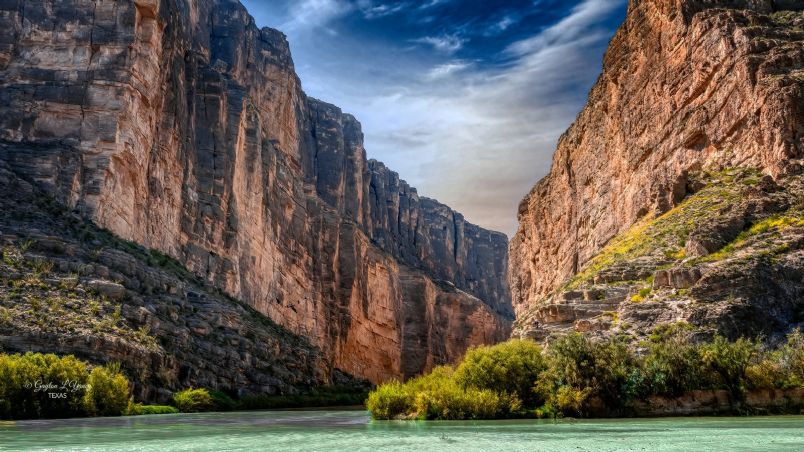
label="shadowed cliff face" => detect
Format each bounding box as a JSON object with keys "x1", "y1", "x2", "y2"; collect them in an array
[
  {"x1": 0, "y1": 0, "x2": 511, "y2": 383},
  {"x1": 511, "y1": 0, "x2": 803, "y2": 315}
]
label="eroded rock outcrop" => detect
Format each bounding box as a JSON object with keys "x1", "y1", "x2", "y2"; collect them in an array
[
  {"x1": 511, "y1": 0, "x2": 803, "y2": 316},
  {"x1": 0, "y1": 0, "x2": 511, "y2": 383}
]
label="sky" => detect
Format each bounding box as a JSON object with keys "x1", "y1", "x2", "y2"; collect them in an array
[{"x1": 240, "y1": 0, "x2": 628, "y2": 237}]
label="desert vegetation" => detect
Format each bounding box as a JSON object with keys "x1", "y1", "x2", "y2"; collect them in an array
[
  {"x1": 367, "y1": 328, "x2": 804, "y2": 420},
  {"x1": 0, "y1": 353, "x2": 132, "y2": 419},
  {"x1": 0, "y1": 352, "x2": 366, "y2": 419}
]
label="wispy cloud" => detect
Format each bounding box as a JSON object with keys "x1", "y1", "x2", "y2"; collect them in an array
[
  {"x1": 281, "y1": 0, "x2": 353, "y2": 31},
  {"x1": 353, "y1": 0, "x2": 627, "y2": 235},
  {"x1": 412, "y1": 35, "x2": 467, "y2": 54},
  {"x1": 426, "y1": 60, "x2": 472, "y2": 80},
  {"x1": 358, "y1": 1, "x2": 408, "y2": 19},
  {"x1": 418, "y1": 0, "x2": 449, "y2": 9},
  {"x1": 240, "y1": 0, "x2": 627, "y2": 235},
  {"x1": 485, "y1": 15, "x2": 517, "y2": 35}
]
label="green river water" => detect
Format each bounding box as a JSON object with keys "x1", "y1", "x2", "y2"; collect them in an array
[{"x1": 1, "y1": 410, "x2": 802, "y2": 451}]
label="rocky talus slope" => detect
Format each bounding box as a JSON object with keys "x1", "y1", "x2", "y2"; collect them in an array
[
  {"x1": 511, "y1": 1, "x2": 804, "y2": 340},
  {"x1": 515, "y1": 168, "x2": 804, "y2": 340},
  {"x1": 0, "y1": 0, "x2": 511, "y2": 384},
  {"x1": 0, "y1": 162, "x2": 333, "y2": 402}
]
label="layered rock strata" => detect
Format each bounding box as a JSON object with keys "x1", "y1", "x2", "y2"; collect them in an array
[
  {"x1": 511, "y1": 0, "x2": 803, "y2": 321},
  {"x1": 0, "y1": 161, "x2": 330, "y2": 401},
  {"x1": 0, "y1": 0, "x2": 511, "y2": 383}
]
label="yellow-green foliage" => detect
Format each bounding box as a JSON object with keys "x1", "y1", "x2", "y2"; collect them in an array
[
  {"x1": 408, "y1": 368, "x2": 520, "y2": 421},
  {"x1": 778, "y1": 329, "x2": 804, "y2": 388},
  {"x1": 173, "y1": 388, "x2": 214, "y2": 413},
  {"x1": 746, "y1": 329, "x2": 804, "y2": 390},
  {"x1": 770, "y1": 10, "x2": 804, "y2": 31},
  {"x1": 699, "y1": 215, "x2": 804, "y2": 263},
  {"x1": 534, "y1": 334, "x2": 635, "y2": 415},
  {"x1": 453, "y1": 340, "x2": 545, "y2": 405},
  {"x1": 0, "y1": 241, "x2": 159, "y2": 350},
  {"x1": 365, "y1": 381, "x2": 413, "y2": 419},
  {"x1": 83, "y1": 364, "x2": 131, "y2": 417},
  {"x1": 648, "y1": 322, "x2": 695, "y2": 342},
  {"x1": 0, "y1": 353, "x2": 131, "y2": 420},
  {"x1": 701, "y1": 336, "x2": 761, "y2": 397},
  {"x1": 642, "y1": 331, "x2": 711, "y2": 396},
  {"x1": 367, "y1": 366, "x2": 521, "y2": 420},
  {"x1": 630, "y1": 286, "x2": 653, "y2": 303},
  {"x1": 566, "y1": 169, "x2": 755, "y2": 288},
  {"x1": 368, "y1": 330, "x2": 804, "y2": 421},
  {"x1": 126, "y1": 403, "x2": 179, "y2": 416}
]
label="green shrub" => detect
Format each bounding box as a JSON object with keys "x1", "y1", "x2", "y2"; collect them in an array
[
  {"x1": 777, "y1": 329, "x2": 804, "y2": 388},
  {"x1": 454, "y1": 340, "x2": 545, "y2": 406},
  {"x1": 367, "y1": 366, "x2": 522, "y2": 420},
  {"x1": 700, "y1": 336, "x2": 759, "y2": 397},
  {"x1": 642, "y1": 332, "x2": 711, "y2": 396},
  {"x1": 412, "y1": 384, "x2": 519, "y2": 421},
  {"x1": 127, "y1": 403, "x2": 179, "y2": 415},
  {"x1": 0, "y1": 352, "x2": 90, "y2": 419},
  {"x1": 534, "y1": 334, "x2": 636, "y2": 416},
  {"x1": 746, "y1": 359, "x2": 785, "y2": 390},
  {"x1": 0, "y1": 353, "x2": 132, "y2": 420},
  {"x1": 83, "y1": 363, "x2": 131, "y2": 416},
  {"x1": 368, "y1": 330, "x2": 804, "y2": 421},
  {"x1": 173, "y1": 388, "x2": 214, "y2": 412},
  {"x1": 366, "y1": 381, "x2": 412, "y2": 419},
  {"x1": 209, "y1": 390, "x2": 237, "y2": 411}
]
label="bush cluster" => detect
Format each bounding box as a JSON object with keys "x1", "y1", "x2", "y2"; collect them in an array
[
  {"x1": 367, "y1": 329, "x2": 804, "y2": 420},
  {"x1": 172, "y1": 387, "x2": 215, "y2": 413},
  {"x1": 367, "y1": 340, "x2": 544, "y2": 420},
  {"x1": 0, "y1": 352, "x2": 132, "y2": 419},
  {"x1": 1, "y1": 353, "x2": 368, "y2": 419},
  {"x1": 366, "y1": 366, "x2": 522, "y2": 420}
]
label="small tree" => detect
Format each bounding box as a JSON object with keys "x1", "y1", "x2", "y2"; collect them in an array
[
  {"x1": 173, "y1": 388, "x2": 214, "y2": 412},
  {"x1": 83, "y1": 363, "x2": 131, "y2": 416},
  {"x1": 454, "y1": 340, "x2": 545, "y2": 406},
  {"x1": 701, "y1": 336, "x2": 759, "y2": 398}
]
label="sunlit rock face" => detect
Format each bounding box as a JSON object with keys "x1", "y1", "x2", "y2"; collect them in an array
[
  {"x1": 511, "y1": 0, "x2": 803, "y2": 315},
  {"x1": 0, "y1": 0, "x2": 512, "y2": 383}
]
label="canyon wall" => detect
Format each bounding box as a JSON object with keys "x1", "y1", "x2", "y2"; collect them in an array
[
  {"x1": 0, "y1": 0, "x2": 511, "y2": 383},
  {"x1": 511, "y1": 0, "x2": 803, "y2": 314}
]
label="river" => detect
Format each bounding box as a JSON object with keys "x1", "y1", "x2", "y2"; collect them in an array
[{"x1": 1, "y1": 410, "x2": 803, "y2": 451}]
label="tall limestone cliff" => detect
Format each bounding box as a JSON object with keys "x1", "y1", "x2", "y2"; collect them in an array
[
  {"x1": 511, "y1": 1, "x2": 803, "y2": 340},
  {"x1": 0, "y1": 0, "x2": 511, "y2": 384}
]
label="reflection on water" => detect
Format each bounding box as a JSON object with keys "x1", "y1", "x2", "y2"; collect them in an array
[{"x1": 1, "y1": 410, "x2": 803, "y2": 451}]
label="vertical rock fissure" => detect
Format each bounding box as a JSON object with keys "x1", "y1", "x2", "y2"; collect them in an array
[{"x1": 452, "y1": 211, "x2": 460, "y2": 263}]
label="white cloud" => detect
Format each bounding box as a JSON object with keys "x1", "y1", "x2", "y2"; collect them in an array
[
  {"x1": 358, "y1": 1, "x2": 407, "y2": 19},
  {"x1": 486, "y1": 15, "x2": 516, "y2": 35},
  {"x1": 426, "y1": 60, "x2": 472, "y2": 80},
  {"x1": 505, "y1": 0, "x2": 620, "y2": 56},
  {"x1": 412, "y1": 35, "x2": 467, "y2": 54},
  {"x1": 354, "y1": 0, "x2": 626, "y2": 235},
  {"x1": 281, "y1": 0, "x2": 353, "y2": 31},
  {"x1": 285, "y1": 0, "x2": 627, "y2": 235},
  {"x1": 418, "y1": 0, "x2": 448, "y2": 9}
]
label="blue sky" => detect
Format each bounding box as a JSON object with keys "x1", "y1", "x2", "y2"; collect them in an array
[{"x1": 240, "y1": 0, "x2": 628, "y2": 236}]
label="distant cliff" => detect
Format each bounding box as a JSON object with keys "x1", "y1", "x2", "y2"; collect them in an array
[
  {"x1": 0, "y1": 0, "x2": 511, "y2": 384},
  {"x1": 511, "y1": 1, "x2": 803, "y2": 340}
]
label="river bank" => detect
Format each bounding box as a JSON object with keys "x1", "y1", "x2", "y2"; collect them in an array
[{"x1": 586, "y1": 388, "x2": 804, "y2": 417}]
